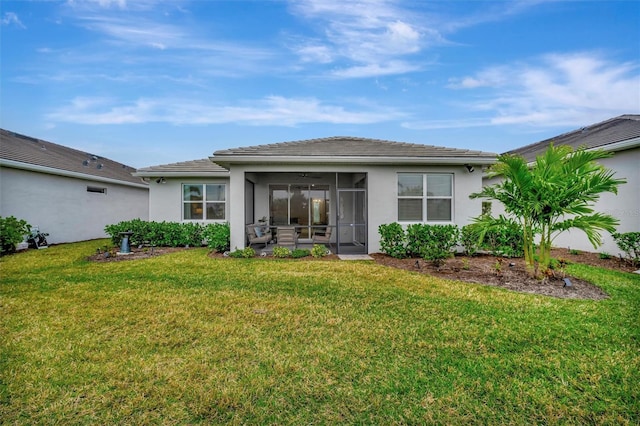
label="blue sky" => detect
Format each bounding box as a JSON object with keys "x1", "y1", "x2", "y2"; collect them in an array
[{"x1": 2, "y1": 0, "x2": 639, "y2": 168}]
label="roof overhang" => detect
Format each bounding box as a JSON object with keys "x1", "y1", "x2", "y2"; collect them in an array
[
  {"x1": 132, "y1": 170, "x2": 230, "y2": 178},
  {"x1": 1, "y1": 159, "x2": 149, "y2": 189},
  {"x1": 594, "y1": 136, "x2": 640, "y2": 153},
  {"x1": 211, "y1": 155, "x2": 498, "y2": 168}
]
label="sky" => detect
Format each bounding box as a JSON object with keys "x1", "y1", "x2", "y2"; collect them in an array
[{"x1": 1, "y1": 0, "x2": 639, "y2": 169}]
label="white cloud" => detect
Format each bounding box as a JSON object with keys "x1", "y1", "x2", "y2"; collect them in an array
[
  {"x1": 1, "y1": 12, "x2": 26, "y2": 28},
  {"x1": 288, "y1": 0, "x2": 429, "y2": 77},
  {"x1": 47, "y1": 11, "x2": 276, "y2": 78},
  {"x1": 296, "y1": 43, "x2": 334, "y2": 64},
  {"x1": 286, "y1": 0, "x2": 546, "y2": 79},
  {"x1": 411, "y1": 52, "x2": 640, "y2": 130},
  {"x1": 46, "y1": 95, "x2": 403, "y2": 126},
  {"x1": 447, "y1": 66, "x2": 510, "y2": 89}
]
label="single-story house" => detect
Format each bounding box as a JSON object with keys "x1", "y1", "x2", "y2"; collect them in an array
[
  {"x1": 0, "y1": 129, "x2": 149, "y2": 244},
  {"x1": 134, "y1": 137, "x2": 497, "y2": 254},
  {"x1": 489, "y1": 114, "x2": 640, "y2": 256}
]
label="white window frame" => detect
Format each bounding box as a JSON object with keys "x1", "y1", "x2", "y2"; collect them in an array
[
  {"x1": 397, "y1": 173, "x2": 454, "y2": 222},
  {"x1": 182, "y1": 183, "x2": 226, "y2": 221}
]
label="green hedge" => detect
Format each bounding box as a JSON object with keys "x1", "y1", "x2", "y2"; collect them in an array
[
  {"x1": 379, "y1": 221, "x2": 524, "y2": 262},
  {"x1": 378, "y1": 222, "x2": 459, "y2": 265},
  {"x1": 104, "y1": 220, "x2": 230, "y2": 252}
]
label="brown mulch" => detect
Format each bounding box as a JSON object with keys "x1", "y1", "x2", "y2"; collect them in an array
[
  {"x1": 87, "y1": 246, "x2": 189, "y2": 262},
  {"x1": 88, "y1": 245, "x2": 637, "y2": 300},
  {"x1": 371, "y1": 248, "x2": 638, "y2": 300}
]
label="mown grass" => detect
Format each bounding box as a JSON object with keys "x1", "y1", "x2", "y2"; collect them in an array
[{"x1": 1, "y1": 240, "x2": 639, "y2": 424}]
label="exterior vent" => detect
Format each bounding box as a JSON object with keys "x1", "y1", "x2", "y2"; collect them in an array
[{"x1": 87, "y1": 186, "x2": 107, "y2": 194}]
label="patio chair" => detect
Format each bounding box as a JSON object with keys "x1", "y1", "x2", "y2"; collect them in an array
[
  {"x1": 277, "y1": 226, "x2": 298, "y2": 248},
  {"x1": 312, "y1": 226, "x2": 332, "y2": 250},
  {"x1": 246, "y1": 224, "x2": 271, "y2": 248}
]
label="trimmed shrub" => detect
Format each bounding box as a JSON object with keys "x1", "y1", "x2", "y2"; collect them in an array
[
  {"x1": 460, "y1": 223, "x2": 483, "y2": 256},
  {"x1": 408, "y1": 224, "x2": 459, "y2": 266},
  {"x1": 378, "y1": 222, "x2": 407, "y2": 259},
  {"x1": 0, "y1": 216, "x2": 32, "y2": 256},
  {"x1": 272, "y1": 246, "x2": 292, "y2": 258},
  {"x1": 202, "y1": 223, "x2": 230, "y2": 253},
  {"x1": 311, "y1": 244, "x2": 329, "y2": 258},
  {"x1": 291, "y1": 248, "x2": 311, "y2": 258},
  {"x1": 613, "y1": 232, "x2": 640, "y2": 266}
]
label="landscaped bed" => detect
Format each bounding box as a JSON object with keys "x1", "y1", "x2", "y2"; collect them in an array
[
  {"x1": 87, "y1": 243, "x2": 634, "y2": 300},
  {"x1": 2, "y1": 240, "x2": 639, "y2": 424}
]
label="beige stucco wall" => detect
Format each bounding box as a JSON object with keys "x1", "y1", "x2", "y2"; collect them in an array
[
  {"x1": 227, "y1": 163, "x2": 485, "y2": 253},
  {"x1": 147, "y1": 177, "x2": 231, "y2": 224},
  {"x1": 483, "y1": 147, "x2": 639, "y2": 256},
  {"x1": 0, "y1": 167, "x2": 149, "y2": 244},
  {"x1": 143, "y1": 164, "x2": 486, "y2": 254}
]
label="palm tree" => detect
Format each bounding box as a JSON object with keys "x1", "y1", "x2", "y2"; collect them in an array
[{"x1": 471, "y1": 144, "x2": 626, "y2": 279}]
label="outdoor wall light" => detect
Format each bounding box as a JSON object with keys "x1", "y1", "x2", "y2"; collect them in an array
[
  {"x1": 464, "y1": 164, "x2": 475, "y2": 173},
  {"x1": 156, "y1": 177, "x2": 167, "y2": 184}
]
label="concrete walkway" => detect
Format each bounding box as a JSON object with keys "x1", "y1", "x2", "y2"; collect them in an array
[{"x1": 337, "y1": 254, "x2": 374, "y2": 261}]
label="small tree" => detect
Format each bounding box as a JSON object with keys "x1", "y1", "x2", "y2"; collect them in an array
[{"x1": 471, "y1": 144, "x2": 625, "y2": 278}]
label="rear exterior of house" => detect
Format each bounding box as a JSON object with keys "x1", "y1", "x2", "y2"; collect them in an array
[
  {"x1": 491, "y1": 114, "x2": 640, "y2": 256},
  {"x1": 0, "y1": 129, "x2": 149, "y2": 244},
  {"x1": 135, "y1": 136, "x2": 497, "y2": 254}
]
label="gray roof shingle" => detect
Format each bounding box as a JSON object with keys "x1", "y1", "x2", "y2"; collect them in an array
[
  {"x1": 0, "y1": 129, "x2": 145, "y2": 186},
  {"x1": 134, "y1": 159, "x2": 229, "y2": 176},
  {"x1": 213, "y1": 136, "x2": 497, "y2": 163},
  {"x1": 506, "y1": 114, "x2": 640, "y2": 161}
]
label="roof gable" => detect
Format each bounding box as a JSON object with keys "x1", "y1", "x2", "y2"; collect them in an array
[
  {"x1": 213, "y1": 136, "x2": 497, "y2": 165},
  {"x1": 506, "y1": 115, "x2": 640, "y2": 161},
  {"x1": 0, "y1": 129, "x2": 145, "y2": 186}
]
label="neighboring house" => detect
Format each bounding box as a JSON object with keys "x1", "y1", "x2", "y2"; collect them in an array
[
  {"x1": 0, "y1": 129, "x2": 149, "y2": 244},
  {"x1": 134, "y1": 136, "x2": 497, "y2": 254},
  {"x1": 489, "y1": 114, "x2": 640, "y2": 256}
]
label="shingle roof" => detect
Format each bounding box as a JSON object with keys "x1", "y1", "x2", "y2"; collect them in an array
[
  {"x1": 506, "y1": 114, "x2": 640, "y2": 161},
  {"x1": 0, "y1": 129, "x2": 145, "y2": 186},
  {"x1": 134, "y1": 159, "x2": 229, "y2": 176},
  {"x1": 213, "y1": 136, "x2": 497, "y2": 164}
]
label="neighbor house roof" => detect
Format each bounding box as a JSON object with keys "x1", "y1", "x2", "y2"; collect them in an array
[
  {"x1": 212, "y1": 136, "x2": 498, "y2": 167},
  {"x1": 134, "y1": 159, "x2": 229, "y2": 178},
  {"x1": 0, "y1": 129, "x2": 147, "y2": 188},
  {"x1": 506, "y1": 114, "x2": 640, "y2": 162}
]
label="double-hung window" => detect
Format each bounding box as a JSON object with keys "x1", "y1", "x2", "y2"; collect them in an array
[
  {"x1": 183, "y1": 184, "x2": 226, "y2": 220},
  {"x1": 397, "y1": 173, "x2": 453, "y2": 222}
]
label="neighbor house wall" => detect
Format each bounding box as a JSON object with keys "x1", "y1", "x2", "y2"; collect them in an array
[
  {"x1": 0, "y1": 167, "x2": 149, "y2": 244},
  {"x1": 482, "y1": 147, "x2": 639, "y2": 256},
  {"x1": 551, "y1": 147, "x2": 639, "y2": 255}
]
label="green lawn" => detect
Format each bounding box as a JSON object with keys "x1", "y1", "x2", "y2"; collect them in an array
[{"x1": 1, "y1": 240, "x2": 639, "y2": 424}]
